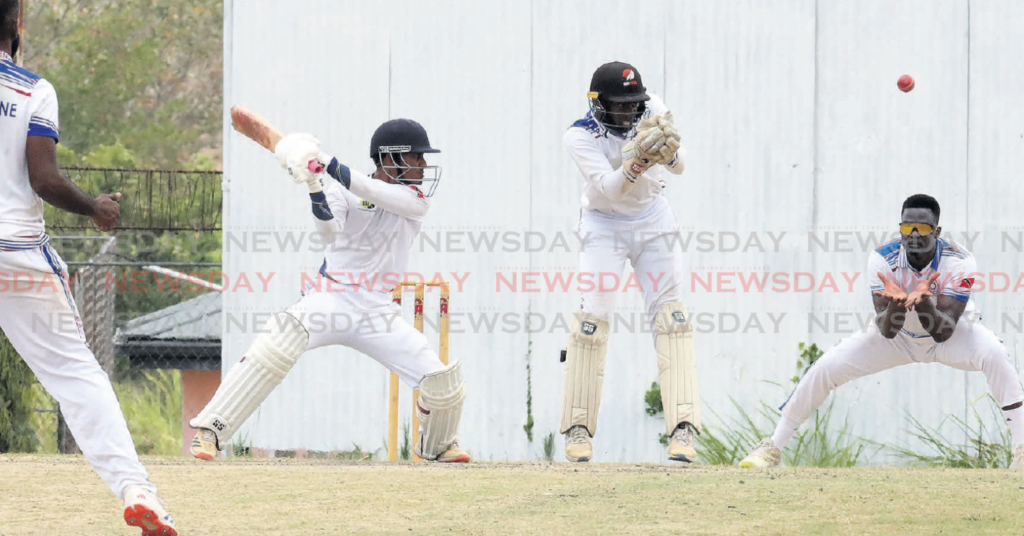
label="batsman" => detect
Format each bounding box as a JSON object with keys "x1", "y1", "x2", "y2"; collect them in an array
[
  {"x1": 559, "y1": 61, "x2": 700, "y2": 463},
  {"x1": 189, "y1": 119, "x2": 470, "y2": 463}
]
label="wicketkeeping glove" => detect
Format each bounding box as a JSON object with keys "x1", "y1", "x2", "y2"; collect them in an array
[
  {"x1": 621, "y1": 116, "x2": 662, "y2": 185},
  {"x1": 653, "y1": 112, "x2": 681, "y2": 165}
]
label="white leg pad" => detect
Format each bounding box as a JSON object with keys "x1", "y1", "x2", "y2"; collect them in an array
[
  {"x1": 656, "y1": 303, "x2": 701, "y2": 434},
  {"x1": 559, "y1": 312, "x2": 609, "y2": 436},
  {"x1": 189, "y1": 312, "x2": 308, "y2": 444},
  {"x1": 415, "y1": 361, "x2": 467, "y2": 460}
]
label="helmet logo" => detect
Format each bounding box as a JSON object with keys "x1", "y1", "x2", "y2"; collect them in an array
[{"x1": 622, "y1": 69, "x2": 637, "y2": 86}]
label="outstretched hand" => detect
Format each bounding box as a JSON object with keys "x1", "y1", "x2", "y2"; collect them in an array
[
  {"x1": 904, "y1": 272, "x2": 941, "y2": 311},
  {"x1": 873, "y1": 271, "x2": 908, "y2": 307}
]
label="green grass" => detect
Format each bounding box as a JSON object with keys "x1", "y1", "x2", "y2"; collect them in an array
[
  {"x1": 693, "y1": 397, "x2": 873, "y2": 467},
  {"x1": 648, "y1": 342, "x2": 874, "y2": 467},
  {"x1": 113, "y1": 370, "x2": 182, "y2": 456},
  {"x1": 30, "y1": 370, "x2": 182, "y2": 456},
  {"x1": 1, "y1": 456, "x2": 1022, "y2": 535},
  {"x1": 696, "y1": 399, "x2": 776, "y2": 466},
  {"x1": 890, "y1": 395, "x2": 1015, "y2": 469},
  {"x1": 542, "y1": 431, "x2": 556, "y2": 462}
]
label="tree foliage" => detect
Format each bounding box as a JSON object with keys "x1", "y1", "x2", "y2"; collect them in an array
[
  {"x1": 24, "y1": 0, "x2": 223, "y2": 169},
  {"x1": 0, "y1": 331, "x2": 40, "y2": 453}
]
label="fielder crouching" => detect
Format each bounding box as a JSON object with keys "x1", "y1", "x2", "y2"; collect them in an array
[
  {"x1": 188, "y1": 119, "x2": 470, "y2": 463},
  {"x1": 741, "y1": 194, "x2": 1024, "y2": 470}
]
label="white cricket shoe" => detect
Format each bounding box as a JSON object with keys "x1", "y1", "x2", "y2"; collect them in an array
[
  {"x1": 667, "y1": 423, "x2": 697, "y2": 463},
  {"x1": 739, "y1": 438, "x2": 782, "y2": 468},
  {"x1": 1011, "y1": 445, "x2": 1024, "y2": 470},
  {"x1": 434, "y1": 440, "x2": 471, "y2": 463},
  {"x1": 189, "y1": 427, "x2": 219, "y2": 461},
  {"x1": 123, "y1": 485, "x2": 177, "y2": 536},
  {"x1": 564, "y1": 425, "x2": 593, "y2": 462}
]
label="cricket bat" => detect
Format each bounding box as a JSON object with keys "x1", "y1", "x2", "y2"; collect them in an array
[{"x1": 230, "y1": 105, "x2": 323, "y2": 174}]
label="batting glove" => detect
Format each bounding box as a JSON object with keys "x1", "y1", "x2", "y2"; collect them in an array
[{"x1": 275, "y1": 133, "x2": 324, "y2": 193}]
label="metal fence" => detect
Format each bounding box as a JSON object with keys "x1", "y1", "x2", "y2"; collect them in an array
[
  {"x1": 47, "y1": 167, "x2": 223, "y2": 231},
  {"x1": 3, "y1": 167, "x2": 224, "y2": 455}
]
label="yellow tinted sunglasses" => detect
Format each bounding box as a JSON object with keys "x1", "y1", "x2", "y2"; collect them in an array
[{"x1": 899, "y1": 222, "x2": 935, "y2": 236}]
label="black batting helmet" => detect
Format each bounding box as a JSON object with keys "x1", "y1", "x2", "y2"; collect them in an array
[
  {"x1": 370, "y1": 119, "x2": 443, "y2": 197},
  {"x1": 587, "y1": 61, "x2": 651, "y2": 135},
  {"x1": 369, "y1": 118, "x2": 440, "y2": 160}
]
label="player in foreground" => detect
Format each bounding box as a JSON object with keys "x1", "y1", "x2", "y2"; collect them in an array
[
  {"x1": 189, "y1": 119, "x2": 469, "y2": 463},
  {"x1": 559, "y1": 61, "x2": 700, "y2": 463},
  {"x1": 0, "y1": 2, "x2": 177, "y2": 534},
  {"x1": 741, "y1": 194, "x2": 1024, "y2": 469}
]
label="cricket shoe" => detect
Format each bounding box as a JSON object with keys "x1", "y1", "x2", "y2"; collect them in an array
[
  {"x1": 667, "y1": 423, "x2": 697, "y2": 463},
  {"x1": 435, "y1": 440, "x2": 471, "y2": 463},
  {"x1": 123, "y1": 486, "x2": 177, "y2": 536},
  {"x1": 739, "y1": 438, "x2": 782, "y2": 468},
  {"x1": 565, "y1": 425, "x2": 593, "y2": 462},
  {"x1": 190, "y1": 427, "x2": 220, "y2": 461},
  {"x1": 1011, "y1": 445, "x2": 1024, "y2": 470}
]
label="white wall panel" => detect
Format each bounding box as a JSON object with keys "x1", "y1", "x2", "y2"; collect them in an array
[
  {"x1": 963, "y1": 0, "x2": 1024, "y2": 439},
  {"x1": 663, "y1": 0, "x2": 817, "y2": 456}
]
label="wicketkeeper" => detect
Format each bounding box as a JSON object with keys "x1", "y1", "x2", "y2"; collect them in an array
[{"x1": 559, "y1": 61, "x2": 701, "y2": 463}]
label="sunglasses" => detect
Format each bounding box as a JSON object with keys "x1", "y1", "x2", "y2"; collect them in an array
[{"x1": 899, "y1": 222, "x2": 935, "y2": 236}]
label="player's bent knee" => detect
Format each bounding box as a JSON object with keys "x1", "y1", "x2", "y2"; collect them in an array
[
  {"x1": 189, "y1": 312, "x2": 308, "y2": 440},
  {"x1": 251, "y1": 311, "x2": 309, "y2": 376},
  {"x1": 804, "y1": 357, "x2": 847, "y2": 392}
]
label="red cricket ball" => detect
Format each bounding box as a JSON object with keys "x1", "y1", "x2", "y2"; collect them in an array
[{"x1": 897, "y1": 74, "x2": 915, "y2": 93}]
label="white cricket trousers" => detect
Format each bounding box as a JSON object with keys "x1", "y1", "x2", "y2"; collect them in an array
[
  {"x1": 286, "y1": 283, "x2": 447, "y2": 387},
  {"x1": 0, "y1": 244, "x2": 154, "y2": 500},
  {"x1": 778, "y1": 318, "x2": 1024, "y2": 440},
  {"x1": 577, "y1": 197, "x2": 685, "y2": 323}
]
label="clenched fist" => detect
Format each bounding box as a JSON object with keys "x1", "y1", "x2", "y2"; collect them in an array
[{"x1": 92, "y1": 192, "x2": 122, "y2": 232}]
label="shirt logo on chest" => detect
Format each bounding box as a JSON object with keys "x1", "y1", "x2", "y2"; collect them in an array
[
  {"x1": 360, "y1": 199, "x2": 376, "y2": 210},
  {"x1": 0, "y1": 100, "x2": 18, "y2": 117}
]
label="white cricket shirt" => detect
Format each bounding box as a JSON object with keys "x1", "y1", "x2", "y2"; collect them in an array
[
  {"x1": 563, "y1": 93, "x2": 685, "y2": 218},
  {"x1": 0, "y1": 51, "x2": 59, "y2": 248},
  {"x1": 867, "y1": 237, "x2": 979, "y2": 339},
  {"x1": 312, "y1": 169, "x2": 430, "y2": 292}
]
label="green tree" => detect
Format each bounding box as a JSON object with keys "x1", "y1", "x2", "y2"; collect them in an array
[
  {"x1": 0, "y1": 332, "x2": 40, "y2": 453},
  {"x1": 24, "y1": 0, "x2": 223, "y2": 169},
  {"x1": 82, "y1": 142, "x2": 139, "y2": 168}
]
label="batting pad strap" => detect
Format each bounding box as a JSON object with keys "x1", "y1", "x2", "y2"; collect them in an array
[
  {"x1": 655, "y1": 303, "x2": 701, "y2": 434},
  {"x1": 189, "y1": 312, "x2": 308, "y2": 442},
  {"x1": 415, "y1": 361, "x2": 467, "y2": 460},
  {"x1": 559, "y1": 312, "x2": 609, "y2": 436}
]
